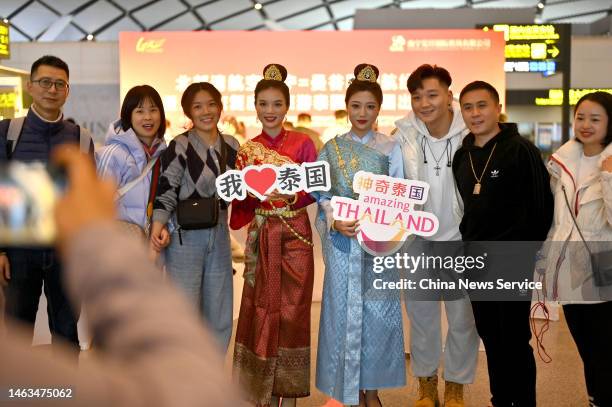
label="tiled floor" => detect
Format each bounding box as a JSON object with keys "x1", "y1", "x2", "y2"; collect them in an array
[
  {"x1": 32, "y1": 299, "x2": 588, "y2": 406},
  {"x1": 225, "y1": 302, "x2": 588, "y2": 407}
]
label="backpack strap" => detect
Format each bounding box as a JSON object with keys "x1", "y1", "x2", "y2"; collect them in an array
[
  {"x1": 6, "y1": 116, "x2": 93, "y2": 158},
  {"x1": 7, "y1": 116, "x2": 26, "y2": 157},
  {"x1": 145, "y1": 158, "x2": 162, "y2": 235},
  {"x1": 78, "y1": 125, "x2": 93, "y2": 154}
]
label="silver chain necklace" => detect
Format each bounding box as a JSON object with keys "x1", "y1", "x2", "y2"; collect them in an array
[{"x1": 423, "y1": 137, "x2": 452, "y2": 176}]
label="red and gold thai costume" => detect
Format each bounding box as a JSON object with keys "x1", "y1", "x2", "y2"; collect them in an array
[{"x1": 230, "y1": 129, "x2": 316, "y2": 406}]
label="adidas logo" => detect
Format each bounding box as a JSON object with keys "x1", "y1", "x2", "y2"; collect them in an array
[{"x1": 490, "y1": 169, "x2": 500, "y2": 178}]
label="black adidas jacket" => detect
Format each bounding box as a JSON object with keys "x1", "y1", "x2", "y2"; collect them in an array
[{"x1": 452, "y1": 123, "x2": 553, "y2": 241}]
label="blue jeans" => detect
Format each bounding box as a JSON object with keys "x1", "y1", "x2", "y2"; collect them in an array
[
  {"x1": 165, "y1": 210, "x2": 233, "y2": 351},
  {"x1": 3, "y1": 248, "x2": 80, "y2": 352}
]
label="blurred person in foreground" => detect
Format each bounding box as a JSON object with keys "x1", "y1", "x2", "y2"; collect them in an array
[{"x1": 0, "y1": 145, "x2": 244, "y2": 407}]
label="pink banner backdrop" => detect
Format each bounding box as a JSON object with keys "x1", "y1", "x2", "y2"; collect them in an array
[{"x1": 119, "y1": 30, "x2": 505, "y2": 137}]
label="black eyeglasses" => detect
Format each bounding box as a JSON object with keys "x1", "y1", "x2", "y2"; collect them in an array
[{"x1": 31, "y1": 78, "x2": 69, "y2": 90}]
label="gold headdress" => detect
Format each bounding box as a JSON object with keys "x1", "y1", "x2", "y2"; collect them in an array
[
  {"x1": 356, "y1": 65, "x2": 377, "y2": 82},
  {"x1": 264, "y1": 64, "x2": 283, "y2": 81}
]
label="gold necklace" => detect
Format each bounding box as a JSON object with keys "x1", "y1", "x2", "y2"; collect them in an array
[
  {"x1": 468, "y1": 143, "x2": 497, "y2": 195},
  {"x1": 332, "y1": 137, "x2": 359, "y2": 198}
]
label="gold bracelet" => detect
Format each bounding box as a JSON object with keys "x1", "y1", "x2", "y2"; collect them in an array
[{"x1": 330, "y1": 219, "x2": 337, "y2": 232}]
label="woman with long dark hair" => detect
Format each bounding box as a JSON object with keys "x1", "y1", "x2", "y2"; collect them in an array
[
  {"x1": 231, "y1": 64, "x2": 317, "y2": 407},
  {"x1": 539, "y1": 91, "x2": 612, "y2": 407},
  {"x1": 315, "y1": 64, "x2": 406, "y2": 407}
]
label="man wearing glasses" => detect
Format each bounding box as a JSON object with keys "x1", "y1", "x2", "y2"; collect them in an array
[{"x1": 0, "y1": 55, "x2": 93, "y2": 359}]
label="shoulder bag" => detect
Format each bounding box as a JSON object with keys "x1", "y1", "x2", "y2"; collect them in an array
[
  {"x1": 176, "y1": 136, "x2": 227, "y2": 230},
  {"x1": 561, "y1": 185, "x2": 612, "y2": 287}
]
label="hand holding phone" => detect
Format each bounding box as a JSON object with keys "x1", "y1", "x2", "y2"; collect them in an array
[
  {"x1": 0, "y1": 253, "x2": 9, "y2": 286},
  {"x1": 0, "y1": 161, "x2": 61, "y2": 246},
  {"x1": 52, "y1": 146, "x2": 116, "y2": 252}
]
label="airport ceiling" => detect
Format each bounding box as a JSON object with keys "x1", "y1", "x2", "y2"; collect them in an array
[{"x1": 1, "y1": 0, "x2": 611, "y2": 42}]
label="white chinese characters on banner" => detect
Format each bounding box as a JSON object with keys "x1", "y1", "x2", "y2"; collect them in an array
[
  {"x1": 170, "y1": 71, "x2": 417, "y2": 136},
  {"x1": 227, "y1": 74, "x2": 245, "y2": 92}
]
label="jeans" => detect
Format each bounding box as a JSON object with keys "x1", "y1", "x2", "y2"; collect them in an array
[
  {"x1": 165, "y1": 210, "x2": 233, "y2": 351},
  {"x1": 3, "y1": 248, "x2": 80, "y2": 352}
]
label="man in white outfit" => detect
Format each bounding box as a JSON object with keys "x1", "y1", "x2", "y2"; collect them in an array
[{"x1": 393, "y1": 64, "x2": 479, "y2": 407}]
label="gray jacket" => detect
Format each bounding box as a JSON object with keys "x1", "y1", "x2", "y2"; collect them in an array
[{"x1": 0, "y1": 224, "x2": 245, "y2": 406}]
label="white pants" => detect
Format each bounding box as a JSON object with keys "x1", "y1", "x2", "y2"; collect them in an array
[{"x1": 404, "y1": 298, "x2": 479, "y2": 383}]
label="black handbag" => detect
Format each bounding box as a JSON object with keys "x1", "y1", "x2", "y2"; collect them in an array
[
  {"x1": 176, "y1": 196, "x2": 219, "y2": 230},
  {"x1": 176, "y1": 137, "x2": 227, "y2": 230},
  {"x1": 562, "y1": 185, "x2": 612, "y2": 287}
]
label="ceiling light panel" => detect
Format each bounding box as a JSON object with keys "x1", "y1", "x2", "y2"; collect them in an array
[
  {"x1": 132, "y1": 0, "x2": 187, "y2": 29},
  {"x1": 281, "y1": 6, "x2": 330, "y2": 30},
  {"x1": 330, "y1": 0, "x2": 391, "y2": 19},
  {"x1": 209, "y1": 8, "x2": 263, "y2": 30},
  {"x1": 196, "y1": 0, "x2": 252, "y2": 23},
  {"x1": 72, "y1": 1, "x2": 122, "y2": 34},
  {"x1": 263, "y1": 0, "x2": 323, "y2": 20}
]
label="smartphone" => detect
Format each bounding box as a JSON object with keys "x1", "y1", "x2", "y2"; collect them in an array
[{"x1": 0, "y1": 161, "x2": 64, "y2": 246}]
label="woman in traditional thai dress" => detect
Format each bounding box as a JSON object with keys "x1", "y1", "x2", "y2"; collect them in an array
[
  {"x1": 315, "y1": 64, "x2": 406, "y2": 407},
  {"x1": 230, "y1": 64, "x2": 317, "y2": 407}
]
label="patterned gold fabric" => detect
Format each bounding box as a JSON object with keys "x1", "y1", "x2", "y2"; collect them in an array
[
  {"x1": 233, "y1": 343, "x2": 310, "y2": 403},
  {"x1": 237, "y1": 140, "x2": 294, "y2": 167},
  {"x1": 233, "y1": 212, "x2": 313, "y2": 405},
  {"x1": 232, "y1": 132, "x2": 315, "y2": 405}
]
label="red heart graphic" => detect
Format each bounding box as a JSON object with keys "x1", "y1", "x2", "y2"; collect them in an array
[{"x1": 244, "y1": 167, "x2": 277, "y2": 198}]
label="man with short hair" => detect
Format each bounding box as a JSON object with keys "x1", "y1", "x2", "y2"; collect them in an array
[
  {"x1": 0, "y1": 55, "x2": 93, "y2": 354},
  {"x1": 295, "y1": 112, "x2": 323, "y2": 152},
  {"x1": 395, "y1": 64, "x2": 479, "y2": 407},
  {"x1": 296, "y1": 112, "x2": 312, "y2": 128},
  {"x1": 452, "y1": 81, "x2": 553, "y2": 407},
  {"x1": 321, "y1": 109, "x2": 350, "y2": 144}
]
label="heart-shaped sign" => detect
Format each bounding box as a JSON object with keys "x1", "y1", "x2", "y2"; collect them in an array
[{"x1": 243, "y1": 166, "x2": 277, "y2": 200}]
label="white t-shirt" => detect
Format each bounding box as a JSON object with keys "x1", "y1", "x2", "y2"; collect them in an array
[
  {"x1": 421, "y1": 133, "x2": 462, "y2": 241},
  {"x1": 576, "y1": 152, "x2": 600, "y2": 190}
]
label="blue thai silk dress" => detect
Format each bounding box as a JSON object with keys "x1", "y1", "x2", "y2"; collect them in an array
[{"x1": 315, "y1": 131, "x2": 406, "y2": 405}]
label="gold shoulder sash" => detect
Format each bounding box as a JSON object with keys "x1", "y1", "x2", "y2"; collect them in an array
[{"x1": 238, "y1": 140, "x2": 295, "y2": 166}]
